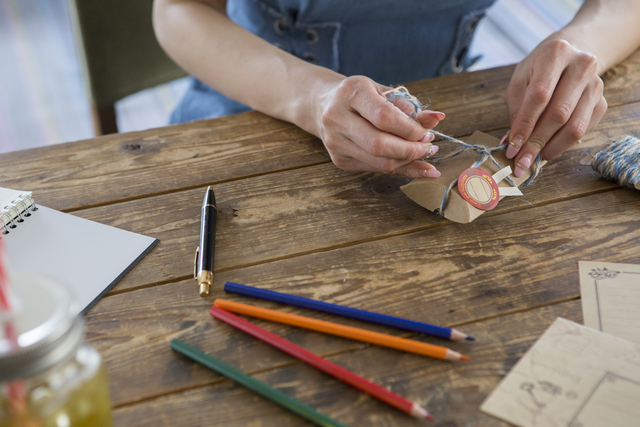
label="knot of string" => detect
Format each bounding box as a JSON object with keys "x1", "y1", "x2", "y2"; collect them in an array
[{"x1": 383, "y1": 86, "x2": 542, "y2": 216}]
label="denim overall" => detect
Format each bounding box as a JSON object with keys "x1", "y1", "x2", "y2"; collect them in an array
[{"x1": 169, "y1": 0, "x2": 496, "y2": 124}]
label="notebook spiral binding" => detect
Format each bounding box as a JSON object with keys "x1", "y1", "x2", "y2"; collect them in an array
[{"x1": 0, "y1": 194, "x2": 38, "y2": 236}]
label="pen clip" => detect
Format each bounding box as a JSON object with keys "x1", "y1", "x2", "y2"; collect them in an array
[{"x1": 193, "y1": 246, "x2": 199, "y2": 279}]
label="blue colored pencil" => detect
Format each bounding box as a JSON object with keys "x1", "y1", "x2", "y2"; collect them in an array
[{"x1": 224, "y1": 282, "x2": 474, "y2": 341}]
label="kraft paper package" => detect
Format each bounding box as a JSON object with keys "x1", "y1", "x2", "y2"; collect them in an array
[{"x1": 401, "y1": 131, "x2": 545, "y2": 224}]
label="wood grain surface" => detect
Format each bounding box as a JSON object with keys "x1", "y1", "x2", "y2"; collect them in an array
[
  {"x1": 2, "y1": 48, "x2": 640, "y2": 427},
  {"x1": 69, "y1": 101, "x2": 640, "y2": 292}
]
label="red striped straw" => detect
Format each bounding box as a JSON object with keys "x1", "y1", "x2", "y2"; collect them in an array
[
  {"x1": 0, "y1": 238, "x2": 17, "y2": 343},
  {"x1": 0, "y1": 238, "x2": 11, "y2": 310},
  {"x1": 0, "y1": 239, "x2": 18, "y2": 348},
  {"x1": 0, "y1": 239, "x2": 24, "y2": 405},
  {"x1": 210, "y1": 306, "x2": 435, "y2": 421}
]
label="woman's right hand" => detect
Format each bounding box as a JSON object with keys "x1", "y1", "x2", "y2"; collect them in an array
[{"x1": 313, "y1": 76, "x2": 446, "y2": 178}]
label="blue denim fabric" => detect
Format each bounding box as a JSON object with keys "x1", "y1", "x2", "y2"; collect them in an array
[{"x1": 170, "y1": 0, "x2": 496, "y2": 124}]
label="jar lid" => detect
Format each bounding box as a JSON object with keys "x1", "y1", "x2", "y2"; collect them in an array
[{"x1": 0, "y1": 273, "x2": 84, "y2": 381}]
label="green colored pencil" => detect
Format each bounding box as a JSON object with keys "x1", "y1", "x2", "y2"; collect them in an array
[{"x1": 170, "y1": 339, "x2": 349, "y2": 427}]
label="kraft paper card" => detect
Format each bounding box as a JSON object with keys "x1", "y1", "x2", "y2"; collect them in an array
[
  {"x1": 579, "y1": 261, "x2": 640, "y2": 344},
  {"x1": 481, "y1": 317, "x2": 640, "y2": 427},
  {"x1": 401, "y1": 131, "x2": 545, "y2": 223}
]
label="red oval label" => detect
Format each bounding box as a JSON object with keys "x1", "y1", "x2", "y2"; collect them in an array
[{"x1": 458, "y1": 167, "x2": 500, "y2": 210}]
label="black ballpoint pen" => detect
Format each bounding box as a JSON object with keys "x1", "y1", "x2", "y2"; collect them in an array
[{"x1": 194, "y1": 186, "x2": 217, "y2": 297}]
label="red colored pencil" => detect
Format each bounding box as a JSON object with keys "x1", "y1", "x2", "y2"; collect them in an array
[{"x1": 210, "y1": 306, "x2": 435, "y2": 421}]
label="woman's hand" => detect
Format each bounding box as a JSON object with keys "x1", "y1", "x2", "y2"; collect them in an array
[
  {"x1": 313, "y1": 76, "x2": 445, "y2": 178},
  {"x1": 504, "y1": 39, "x2": 608, "y2": 177}
]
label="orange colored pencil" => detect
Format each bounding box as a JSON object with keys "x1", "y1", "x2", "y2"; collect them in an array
[{"x1": 214, "y1": 299, "x2": 470, "y2": 362}]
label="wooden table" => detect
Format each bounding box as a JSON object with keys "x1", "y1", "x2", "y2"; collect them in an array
[{"x1": 2, "y1": 50, "x2": 640, "y2": 426}]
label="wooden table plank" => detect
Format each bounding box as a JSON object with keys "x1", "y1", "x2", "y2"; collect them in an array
[
  {"x1": 86, "y1": 188, "x2": 640, "y2": 406},
  {"x1": 110, "y1": 298, "x2": 582, "y2": 426},
  {"x1": 68, "y1": 100, "x2": 640, "y2": 292},
  {"x1": 1, "y1": 49, "x2": 639, "y2": 211},
  {"x1": 599, "y1": 48, "x2": 640, "y2": 106},
  {"x1": 0, "y1": 114, "x2": 327, "y2": 211}
]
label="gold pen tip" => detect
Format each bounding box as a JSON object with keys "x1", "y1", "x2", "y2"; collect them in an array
[
  {"x1": 207, "y1": 185, "x2": 214, "y2": 191},
  {"x1": 199, "y1": 283, "x2": 210, "y2": 297}
]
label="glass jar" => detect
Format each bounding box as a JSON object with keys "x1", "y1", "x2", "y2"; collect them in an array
[{"x1": 0, "y1": 274, "x2": 112, "y2": 427}]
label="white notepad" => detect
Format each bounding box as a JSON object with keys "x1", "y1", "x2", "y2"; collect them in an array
[{"x1": 0, "y1": 187, "x2": 158, "y2": 313}]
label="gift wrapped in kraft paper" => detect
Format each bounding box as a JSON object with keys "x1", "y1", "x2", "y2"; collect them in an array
[{"x1": 400, "y1": 131, "x2": 545, "y2": 224}]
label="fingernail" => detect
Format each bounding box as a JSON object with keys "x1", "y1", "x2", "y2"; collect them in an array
[
  {"x1": 423, "y1": 144, "x2": 439, "y2": 157},
  {"x1": 506, "y1": 135, "x2": 524, "y2": 159},
  {"x1": 514, "y1": 153, "x2": 533, "y2": 178},
  {"x1": 423, "y1": 110, "x2": 446, "y2": 120},
  {"x1": 500, "y1": 130, "x2": 510, "y2": 145},
  {"x1": 427, "y1": 145, "x2": 439, "y2": 157},
  {"x1": 420, "y1": 132, "x2": 435, "y2": 143},
  {"x1": 422, "y1": 169, "x2": 441, "y2": 178}
]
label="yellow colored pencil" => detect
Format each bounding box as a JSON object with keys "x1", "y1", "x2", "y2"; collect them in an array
[{"x1": 214, "y1": 299, "x2": 470, "y2": 362}]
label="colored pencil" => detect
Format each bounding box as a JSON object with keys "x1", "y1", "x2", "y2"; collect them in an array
[
  {"x1": 214, "y1": 299, "x2": 470, "y2": 362},
  {"x1": 224, "y1": 282, "x2": 474, "y2": 341},
  {"x1": 170, "y1": 339, "x2": 348, "y2": 427},
  {"x1": 210, "y1": 306, "x2": 435, "y2": 421}
]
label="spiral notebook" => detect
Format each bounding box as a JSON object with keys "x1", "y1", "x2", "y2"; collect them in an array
[{"x1": 0, "y1": 187, "x2": 159, "y2": 313}]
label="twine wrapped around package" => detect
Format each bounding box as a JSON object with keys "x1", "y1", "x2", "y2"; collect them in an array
[
  {"x1": 383, "y1": 87, "x2": 544, "y2": 223},
  {"x1": 400, "y1": 131, "x2": 545, "y2": 223}
]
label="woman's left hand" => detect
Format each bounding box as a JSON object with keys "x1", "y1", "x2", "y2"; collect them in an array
[{"x1": 504, "y1": 38, "x2": 608, "y2": 177}]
